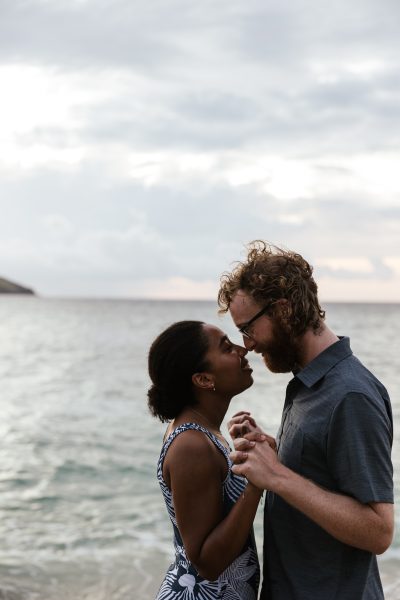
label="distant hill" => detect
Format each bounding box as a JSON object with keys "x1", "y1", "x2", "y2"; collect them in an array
[{"x1": 0, "y1": 277, "x2": 35, "y2": 295}]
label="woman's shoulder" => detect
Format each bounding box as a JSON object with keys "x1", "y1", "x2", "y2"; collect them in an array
[
  {"x1": 165, "y1": 423, "x2": 217, "y2": 457},
  {"x1": 162, "y1": 423, "x2": 226, "y2": 485}
]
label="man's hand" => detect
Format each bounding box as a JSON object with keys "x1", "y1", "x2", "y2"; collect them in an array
[{"x1": 230, "y1": 432, "x2": 281, "y2": 490}]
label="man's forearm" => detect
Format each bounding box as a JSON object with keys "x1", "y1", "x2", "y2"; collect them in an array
[
  {"x1": 273, "y1": 465, "x2": 393, "y2": 554},
  {"x1": 231, "y1": 435, "x2": 394, "y2": 554}
]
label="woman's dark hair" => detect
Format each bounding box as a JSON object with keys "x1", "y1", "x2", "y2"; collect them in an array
[{"x1": 147, "y1": 320, "x2": 210, "y2": 422}]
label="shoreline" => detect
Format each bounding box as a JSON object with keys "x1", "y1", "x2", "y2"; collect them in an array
[
  {"x1": 379, "y1": 556, "x2": 400, "y2": 598},
  {"x1": 137, "y1": 552, "x2": 400, "y2": 600}
]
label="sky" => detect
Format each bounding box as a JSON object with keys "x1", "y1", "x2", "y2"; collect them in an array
[{"x1": 1, "y1": 0, "x2": 400, "y2": 302}]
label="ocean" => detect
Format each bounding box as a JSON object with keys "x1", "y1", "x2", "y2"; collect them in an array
[{"x1": 0, "y1": 297, "x2": 399, "y2": 599}]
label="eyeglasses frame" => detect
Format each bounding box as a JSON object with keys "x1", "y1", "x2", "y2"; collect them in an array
[{"x1": 238, "y1": 302, "x2": 275, "y2": 339}]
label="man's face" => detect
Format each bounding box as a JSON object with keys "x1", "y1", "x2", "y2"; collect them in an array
[{"x1": 229, "y1": 290, "x2": 300, "y2": 373}]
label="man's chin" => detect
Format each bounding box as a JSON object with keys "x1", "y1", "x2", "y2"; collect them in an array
[{"x1": 262, "y1": 353, "x2": 294, "y2": 374}]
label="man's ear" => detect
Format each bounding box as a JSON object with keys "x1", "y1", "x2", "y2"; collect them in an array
[
  {"x1": 275, "y1": 298, "x2": 289, "y2": 316},
  {"x1": 274, "y1": 299, "x2": 294, "y2": 328},
  {"x1": 192, "y1": 372, "x2": 214, "y2": 390}
]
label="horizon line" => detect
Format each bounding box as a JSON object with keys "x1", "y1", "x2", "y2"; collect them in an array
[{"x1": 3, "y1": 294, "x2": 399, "y2": 305}]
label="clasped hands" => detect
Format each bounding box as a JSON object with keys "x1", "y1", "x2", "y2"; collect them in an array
[{"x1": 228, "y1": 411, "x2": 282, "y2": 492}]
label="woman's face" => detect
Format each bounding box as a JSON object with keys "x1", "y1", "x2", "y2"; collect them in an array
[{"x1": 201, "y1": 324, "x2": 254, "y2": 397}]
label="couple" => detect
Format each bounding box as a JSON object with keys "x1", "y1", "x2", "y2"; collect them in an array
[{"x1": 147, "y1": 242, "x2": 394, "y2": 600}]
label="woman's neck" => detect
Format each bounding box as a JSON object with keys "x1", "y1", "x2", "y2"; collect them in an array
[{"x1": 187, "y1": 406, "x2": 222, "y2": 433}]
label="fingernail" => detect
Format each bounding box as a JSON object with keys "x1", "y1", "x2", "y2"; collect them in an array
[{"x1": 249, "y1": 441, "x2": 255, "y2": 447}]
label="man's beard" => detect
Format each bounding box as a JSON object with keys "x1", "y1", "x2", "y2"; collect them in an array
[{"x1": 260, "y1": 319, "x2": 301, "y2": 373}]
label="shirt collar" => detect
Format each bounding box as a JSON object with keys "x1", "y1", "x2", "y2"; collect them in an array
[{"x1": 294, "y1": 336, "x2": 353, "y2": 388}]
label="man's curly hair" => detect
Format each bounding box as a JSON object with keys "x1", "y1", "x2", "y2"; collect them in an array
[{"x1": 218, "y1": 241, "x2": 325, "y2": 336}]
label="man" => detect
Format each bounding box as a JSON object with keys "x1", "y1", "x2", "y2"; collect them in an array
[{"x1": 218, "y1": 241, "x2": 394, "y2": 600}]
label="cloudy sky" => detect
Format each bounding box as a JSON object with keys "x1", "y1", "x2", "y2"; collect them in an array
[{"x1": 1, "y1": 0, "x2": 400, "y2": 301}]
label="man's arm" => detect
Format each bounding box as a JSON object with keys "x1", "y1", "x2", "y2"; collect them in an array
[{"x1": 231, "y1": 436, "x2": 394, "y2": 554}]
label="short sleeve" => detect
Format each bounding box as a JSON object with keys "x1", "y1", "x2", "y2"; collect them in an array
[{"x1": 327, "y1": 392, "x2": 393, "y2": 504}]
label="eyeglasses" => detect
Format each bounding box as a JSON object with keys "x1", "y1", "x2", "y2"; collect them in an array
[{"x1": 238, "y1": 303, "x2": 274, "y2": 339}]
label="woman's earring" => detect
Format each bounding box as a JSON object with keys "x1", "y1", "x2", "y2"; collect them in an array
[{"x1": 212, "y1": 384, "x2": 216, "y2": 392}]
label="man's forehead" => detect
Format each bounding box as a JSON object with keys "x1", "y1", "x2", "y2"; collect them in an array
[
  {"x1": 230, "y1": 290, "x2": 260, "y2": 314},
  {"x1": 231, "y1": 290, "x2": 253, "y2": 306}
]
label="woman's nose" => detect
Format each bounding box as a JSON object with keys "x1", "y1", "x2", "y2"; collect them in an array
[
  {"x1": 243, "y1": 336, "x2": 256, "y2": 351},
  {"x1": 236, "y1": 344, "x2": 248, "y2": 356}
]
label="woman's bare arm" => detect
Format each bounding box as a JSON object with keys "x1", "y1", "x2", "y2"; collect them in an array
[{"x1": 164, "y1": 430, "x2": 262, "y2": 581}]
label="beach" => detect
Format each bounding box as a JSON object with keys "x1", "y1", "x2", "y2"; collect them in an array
[
  {"x1": 380, "y1": 557, "x2": 400, "y2": 599},
  {"x1": 136, "y1": 553, "x2": 400, "y2": 599},
  {"x1": 0, "y1": 297, "x2": 398, "y2": 599}
]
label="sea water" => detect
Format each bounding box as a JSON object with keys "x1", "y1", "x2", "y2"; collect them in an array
[{"x1": 0, "y1": 297, "x2": 399, "y2": 599}]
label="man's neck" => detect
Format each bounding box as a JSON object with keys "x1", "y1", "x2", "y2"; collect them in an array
[{"x1": 298, "y1": 325, "x2": 339, "y2": 368}]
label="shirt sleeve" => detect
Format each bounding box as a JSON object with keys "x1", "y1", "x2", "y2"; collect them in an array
[{"x1": 327, "y1": 391, "x2": 393, "y2": 504}]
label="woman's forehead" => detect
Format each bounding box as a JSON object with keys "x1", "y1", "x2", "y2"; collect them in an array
[{"x1": 202, "y1": 323, "x2": 226, "y2": 345}]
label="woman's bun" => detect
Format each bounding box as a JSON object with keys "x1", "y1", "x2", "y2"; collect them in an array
[
  {"x1": 147, "y1": 321, "x2": 209, "y2": 422},
  {"x1": 147, "y1": 384, "x2": 172, "y2": 422}
]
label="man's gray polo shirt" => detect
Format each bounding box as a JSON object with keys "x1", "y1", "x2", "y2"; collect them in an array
[{"x1": 261, "y1": 337, "x2": 393, "y2": 600}]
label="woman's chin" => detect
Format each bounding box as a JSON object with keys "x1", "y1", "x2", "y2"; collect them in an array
[
  {"x1": 241, "y1": 375, "x2": 254, "y2": 390},
  {"x1": 229, "y1": 374, "x2": 254, "y2": 398}
]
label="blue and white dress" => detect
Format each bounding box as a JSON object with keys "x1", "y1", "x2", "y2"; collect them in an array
[{"x1": 156, "y1": 422, "x2": 260, "y2": 600}]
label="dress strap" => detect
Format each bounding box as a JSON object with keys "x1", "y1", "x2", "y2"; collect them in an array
[{"x1": 159, "y1": 422, "x2": 231, "y2": 473}]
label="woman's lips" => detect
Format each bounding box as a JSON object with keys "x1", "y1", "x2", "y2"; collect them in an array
[{"x1": 241, "y1": 360, "x2": 252, "y2": 371}]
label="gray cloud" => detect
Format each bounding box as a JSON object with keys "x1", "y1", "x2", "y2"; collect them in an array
[
  {"x1": 1, "y1": 0, "x2": 400, "y2": 298},
  {"x1": 0, "y1": 0, "x2": 185, "y2": 71},
  {"x1": 2, "y1": 0, "x2": 400, "y2": 157},
  {"x1": 316, "y1": 259, "x2": 394, "y2": 281},
  {"x1": 1, "y1": 160, "x2": 398, "y2": 288}
]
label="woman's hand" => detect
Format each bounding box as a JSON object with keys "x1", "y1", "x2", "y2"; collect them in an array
[
  {"x1": 228, "y1": 411, "x2": 277, "y2": 451},
  {"x1": 228, "y1": 410, "x2": 260, "y2": 439}
]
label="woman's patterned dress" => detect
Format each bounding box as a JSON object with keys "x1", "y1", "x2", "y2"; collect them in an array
[{"x1": 155, "y1": 422, "x2": 260, "y2": 600}]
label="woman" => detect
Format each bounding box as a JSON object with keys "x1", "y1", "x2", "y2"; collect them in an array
[{"x1": 148, "y1": 320, "x2": 265, "y2": 600}]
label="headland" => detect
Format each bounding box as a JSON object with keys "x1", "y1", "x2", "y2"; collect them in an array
[{"x1": 0, "y1": 277, "x2": 35, "y2": 294}]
